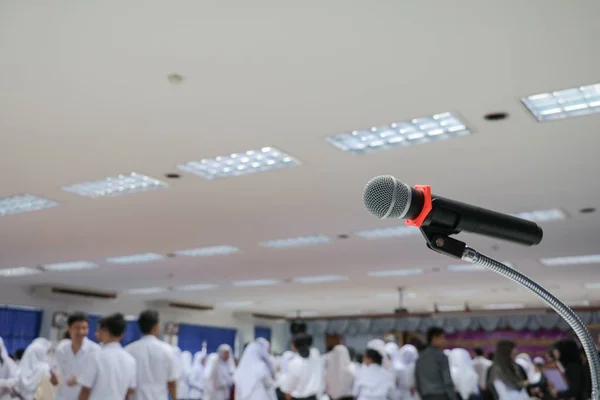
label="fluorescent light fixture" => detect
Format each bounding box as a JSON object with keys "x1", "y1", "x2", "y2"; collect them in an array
[
  {"x1": 441, "y1": 289, "x2": 477, "y2": 297},
  {"x1": 293, "y1": 275, "x2": 347, "y2": 284},
  {"x1": 125, "y1": 287, "x2": 167, "y2": 295},
  {"x1": 63, "y1": 172, "x2": 167, "y2": 198},
  {"x1": 484, "y1": 303, "x2": 526, "y2": 310},
  {"x1": 41, "y1": 261, "x2": 98, "y2": 272},
  {"x1": 512, "y1": 209, "x2": 566, "y2": 223},
  {"x1": 327, "y1": 112, "x2": 471, "y2": 154},
  {"x1": 106, "y1": 253, "x2": 165, "y2": 264},
  {"x1": 567, "y1": 300, "x2": 590, "y2": 307},
  {"x1": 0, "y1": 267, "x2": 41, "y2": 277},
  {"x1": 220, "y1": 300, "x2": 254, "y2": 308},
  {"x1": 0, "y1": 194, "x2": 59, "y2": 216},
  {"x1": 437, "y1": 305, "x2": 465, "y2": 312},
  {"x1": 584, "y1": 282, "x2": 600, "y2": 289},
  {"x1": 355, "y1": 226, "x2": 420, "y2": 239},
  {"x1": 260, "y1": 235, "x2": 330, "y2": 249},
  {"x1": 174, "y1": 284, "x2": 218, "y2": 291},
  {"x1": 368, "y1": 268, "x2": 424, "y2": 277},
  {"x1": 447, "y1": 261, "x2": 512, "y2": 272},
  {"x1": 178, "y1": 146, "x2": 300, "y2": 180},
  {"x1": 522, "y1": 83, "x2": 600, "y2": 122},
  {"x1": 174, "y1": 245, "x2": 240, "y2": 257},
  {"x1": 376, "y1": 292, "x2": 417, "y2": 300},
  {"x1": 232, "y1": 279, "x2": 280, "y2": 287},
  {"x1": 540, "y1": 255, "x2": 600, "y2": 267}
]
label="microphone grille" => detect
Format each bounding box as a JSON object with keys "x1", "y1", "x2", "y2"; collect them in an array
[{"x1": 363, "y1": 175, "x2": 411, "y2": 219}]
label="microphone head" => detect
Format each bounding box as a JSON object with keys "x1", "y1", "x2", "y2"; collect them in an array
[{"x1": 363, "y1": 175, "x2": 412, "y2": 219}]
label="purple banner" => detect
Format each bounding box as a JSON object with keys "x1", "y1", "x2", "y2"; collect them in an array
[{"x1": 445, "y1": 329, "x2": 566, "y2": 357}]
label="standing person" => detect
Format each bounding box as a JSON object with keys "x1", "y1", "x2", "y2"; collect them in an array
[
  {"x1": 77, "y1": 313, "x2": 136, "y2": 400},
  {"x1": 472, "y1": 348, "x2": 492, "y2": 392},
  {"x1": 449, "y1": 349, "x2": 479, "y2": 400},
  {"x1": 397, "y1": 345, "x2": 419, "y2": 400},
  {"x1": 352, "y1": 347, "x2": 394, "y2": 400},
  {"x1": 234, "y1": 339, "x2": 277, "y2": 400},
  {"x1": 125, "y1": 310, "x2": 178, "y2": 400},
  {"x1": 385, "y1": 342, "x2": 403, "y2": 400},
  {"x1": 54, "y1": 312, "x2": 100, "y2": 400},
  {"x1": 0, "y1": 338, "x2": 18, "y2": 400},
  {"x1": 415, "y1": 327, "x2": 457, "y2": 400},
  {"x1": 552, "y1": 340, "x2": 585, "y2": 400},
  {"x1": 279, "y1": 334, "x2": 322, "y2": 400},
  {"x1": 324, "y1": 345, "x2": 355, "y2": 400},
  {"x1": 188, "y1": 352, "x2": 207, "y2": 400},
  {"x1": 204, "y1": 344, "x2": 235, "y2": 400},
  {"x1": 486, "y1": 341, "x2": 528, "y2": 400},
  {"x1": 14, "y1": 338, "x2": 55, "y2": 400}
]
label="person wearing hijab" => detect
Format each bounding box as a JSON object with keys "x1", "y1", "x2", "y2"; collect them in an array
[
  {"x1": 279, "y1": 334, "x2": 322, "y2": 400},
  {"x1": 189, "y1": 351, "x2": 207, "y2": 400},
  {"x1": 397, "y1": 345, "x2": 419, "y2": 400},
  {"x1": 204, "y1": 344, "x2": 234, "y2": 400},
  {"x1": 367, "y1": 340, "x2": 389, "y2": 369},
  {"x1": 552, "y1": 340, "x2": 585, "y2": 400},
  {"x1": 234, "y1": 339, "x2": 277, "y2": 400},
  {"x1": 486, "y1": 341, "x2": 528, "y2": 400},
  {"x1": 515, "y1": 354, "x2": 550, "y2": 400},
  {"x1": 180, "y1": 351, "x2": 193, "y2": 399},
  {"x1": 0, "y1": 338, "x2": 18, "y2": 400},
  {"x1": 385, "y1": 342, "x2": 403, "y2": 400},
  {"x1": 353, "y1": 347, "x2": 394, "y2": 400},
  {"x1": 13, "y1": 338, "x2": 54, "y2": 400},
  {"x1": 472, "y1": 348, "x2": 492, "y2": 392},
  {"x1": 449, "y1": 349, "x2": 479, "y2": 400},
  {"x1": 324, "y1": 345, "x2": 354, "y2": 400}
]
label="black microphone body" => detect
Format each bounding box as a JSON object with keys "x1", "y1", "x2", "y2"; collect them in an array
[{"x1": 363, "y1": 176, "x2": 543, "y2": 246}]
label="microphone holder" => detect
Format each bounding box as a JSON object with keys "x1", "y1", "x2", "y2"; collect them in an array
[{"x1": 420, "y1": 226, "x2": 600, "y2": 400}]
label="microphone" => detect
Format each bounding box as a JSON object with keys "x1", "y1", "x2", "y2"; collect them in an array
[{"x1": 363, "y1": 175, "x2": 543, "y2": 246}]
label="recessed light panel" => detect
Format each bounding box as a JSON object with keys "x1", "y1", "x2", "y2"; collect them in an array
[
  {"x1": 355, "y1": 226, "x2": 420, "y2": 239},
  {"x1": 327, "y1": 112, "x2": 471, "y2": 154},
  {"x1": 106, "y1": 253, "x2": 165, "y2": 265},
  {"x1": 0, "y1": 267, "x2": 41, "y2": 277},
  {"x1": 63, "y1": 172, "x2": 167, "y2": 198},
  {"x1": 174, "y1": 245, "x2": 240, "y2": 257},
  {"x1": 293, "y1": 275, "x2": 347, "y2": 284},
  {"x1": 368, "y1": 268, "x2": 424, "y2": 278},
  {"x1": 125, "y1": 287, "x2": 167, "y2": 295},
  {"x1": 522, "y1": 83, "x2": 600, "y2": 122},
  {"x1": 447, "y1": 262, "x2": 513, "y2": 272},
  {"x1": 437, "y1": 305, "x2": 465, "y2": 312},
  {"x1": 41, "y1": 261, "x2": 98, "y2": 272},
  {"x1": 584, "y1": 282, "x2": 600, "y2": 290},
  {"x1": 484, "y1": 303, "x2": 526, "y2": 310},
  {"x1": 174, "y1": 284, "x2": 218, "y2": 292},
  {"x1": 0, "y1": 194, "x2": 59, "y2": 216},
  {"x1": 540, "y1": 255, "x2": 600, "y2": 267},
  {"x1": 260, "y1": 235, "x2": 330, "y2": 249},
  {"x1": 511, "y1": 209, "x2": 566, "y2": 223},
  {"x1": 178, "y1": 146, "x2": 300, "y2": 180},
  {"x1": 232, "y1": 279, "x2": 280, "y2": 287}
]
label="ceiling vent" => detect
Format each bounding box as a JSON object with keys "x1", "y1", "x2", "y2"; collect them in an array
[
  {"x1": 30, "y1": 285, "x2": 118, "y2": 303},
  {"x1": 149, "y1": 300, "x2": 214, "y2": 312}
]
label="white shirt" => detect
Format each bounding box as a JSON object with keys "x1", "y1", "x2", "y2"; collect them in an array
[
  {"x1": 126, "y1": 335, "x2": 179, "y2": 400},
  {"x1": 79, "y1": 342, "x2": 136, "y2": 400},
  {"x1": 55, "y1": 338, "x2": 100, "y2": 400},
  {"x1": 353, "y1": 363, "x2": 394, "y2": 400},
  {"x1": 279, "y1": 352, "x2": 322, "y2": 399},
  {"x1": 472, "y1": 356, "x2": 492, "y2": 390},
  {"x1": 492, "y1": 379, "x2": 529, "y2": 400}
]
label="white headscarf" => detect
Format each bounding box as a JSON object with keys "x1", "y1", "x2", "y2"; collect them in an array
[
  {"x1": 449, "y1": 348, "x2": 479, "y2": 400},
  {"x1": 255, "y1": 338, "x2": 276, "y2": 377},
  {"x1": 189, "y1": 351, "x2": 206, "y2": 393},
  {"x1": 0, "y1": 337, "x2": 18, "y2": 392},
  {"x1": 385, "y1": 342, "x2": 402, "y2": 368},
  {"x1": 324, "y1": 345, "x2": 354, "y2": 399},
  {"x1": 367, "y1": 339, "x2": 388, "y2": 363},
  {"x1": 516, "y1": 353, "x2": 541, "y2": 384},
  {"x1": 204, "y1": 344, "x2": 234, "y2": 397},
  {"x1": 234, "y1": 340, "x2": 275, "y2": 399},
  {"x1": 15, "y1": 338, "x2": 52, "y2": 398}
]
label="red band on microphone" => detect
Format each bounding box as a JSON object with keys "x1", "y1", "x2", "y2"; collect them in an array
[{"x1": 405, "y1": 185, "x2": 432, "y2": 228}]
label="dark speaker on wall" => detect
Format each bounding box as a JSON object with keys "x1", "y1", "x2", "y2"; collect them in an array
[{"x1": 290, "y1": 321, "x2": 307, "y2": 335}]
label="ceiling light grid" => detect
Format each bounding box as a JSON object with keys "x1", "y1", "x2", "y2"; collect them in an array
[
  {"x1": 522, "y1": 83, "x2": 600, "y2": 122},
  {"x1": 174, "y1": 245, "x2": 240, "y2": 257},
  {"x1": 260, "y1": 235, "x2": 330, "y2": 249},
  {"x1": 0, "y1": 194, "x2": 59, "y2": 216},
  {"x1": 368, "y1": 268, "x2": 424, "y2": 278},
  {"x1": 106, "y1": 253, "x2": 165, "y2": 264},
  {"x1": 41, "y1": 261, "x2": 98, "y2": 272},
  {"x1": 355, "y1": 226, "x2": 420, "y2": 239},
  {"x1": 63, "y1": 172, "x2": 167, "y2": 198},
  {"x1": 0, "y1": 267, "x2": 42, "y2": 277}
]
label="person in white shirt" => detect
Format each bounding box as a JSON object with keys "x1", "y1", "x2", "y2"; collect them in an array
[
  {"x1": 472, "y1": 348, "x2": 492, "y2": 391},
  {"x1": 54, "y1": 312, "x2": 100, "y2": 400},
  {"x1": 353, "y1": 348, "x2": 394, "y2": 400},
  {"x1": 188, "y1": 351, "x2": 207, "y2": 400},
  {"x1": 234, "y1": 339, "x2": 277, "y2": 400},
  {"x1": 0, "y1": 338, "x2": 18, "y2": 400},
  {"x1": 279, "y1": 333, "x2": 322, "y2": 400},
  {"x1": 181, "y1": 351, "x2": 193, "y2": 399},
  {"x1": 125, "y1": 310, "x2": 179, "y2": 400},
  {"x1": 13, "y1": 338, "x2": 54, "y2": 400},
  {"x1": 78, "y1": 313, "x2": 136, "y2": 400},
  {"x1": 486, "y1": 341, "x2": 528, "y2": 400},
  {"x1": 397, "y1": 345, "x2": 419, "y2": 400},
  {"x1": 449, "y1": 348, "x2": 479, "y2": 400},
  {"x1": 204, "y1": 344, "x2": 234, "y2": 400},
  {"x1": 324, "y1": 345, "x2": 354, "y2": 400}
]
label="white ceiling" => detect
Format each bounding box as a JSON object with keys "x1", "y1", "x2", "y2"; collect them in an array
[{"x1": 1, "y1": 0, "x2": 599, "y2": 317}]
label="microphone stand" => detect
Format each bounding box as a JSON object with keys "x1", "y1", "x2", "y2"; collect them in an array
[{"x1": 419, "y1": 226, "x2": 600, "y2": 400}]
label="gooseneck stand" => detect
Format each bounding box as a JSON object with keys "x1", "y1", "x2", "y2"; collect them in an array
[{"x1": 419, "y1": 226, "x2": 599, "y2": 400}]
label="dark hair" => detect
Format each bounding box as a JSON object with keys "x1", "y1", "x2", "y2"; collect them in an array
[
  {"x1": 12, "y1": 348, "x2": 25, "y2": 361},
  {"x1": 475, "y1": 347, "x2": 485, "y2": 357},
  {"x1": 356, "y1": 354, "x2": 363, "y2": 364},
  {"x1": 63, "y1": 331, "x2": 71, "y2": 340},
  {"x1": 487, "y1": 352, "x2": 495, "y2": 361},
  {"x1": 490, "y1": 340, "x2": 524, "y2": 390},
  {"x1": 365, "y1": 349, "x2": 383, "y2": 365},
  {"x1": 427, "y1": 327, "x2": 445, "y2": 344},
  {"x1": 68, "y1": 312, "x2": 89, "y2": 326},
  {"x1": 326, "y1": 345, "x2": 335, "y2": 353},
  {"x1": 137, "y1": 309, "x2": 160, "y2": 334},
  {"x1": 347, "y1": 346, "x2": 357, "y2": 361},
  {"x1": 99, "y1": 313, "x2": 127, "y2": 337},
  {"x1": 554, "y1": 339, "x2": 582, "y2": 366},
  {"x1": 292, "y1": 333, "x2": 312, "y2": 358}
]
